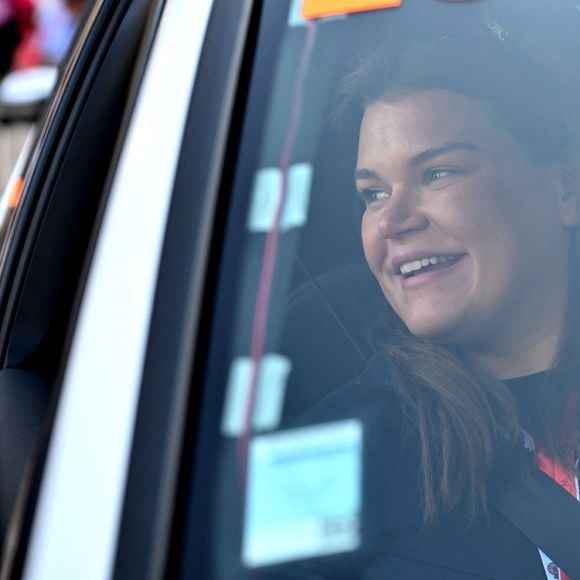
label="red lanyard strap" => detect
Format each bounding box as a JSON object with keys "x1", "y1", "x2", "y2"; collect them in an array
[{"x1": 536, "y1": 450, "x2": 577, "y2": 499}]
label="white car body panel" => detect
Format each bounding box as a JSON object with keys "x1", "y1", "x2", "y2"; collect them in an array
[{"x1": 23, "y1": 0, "x2": 215, "y2": 578}]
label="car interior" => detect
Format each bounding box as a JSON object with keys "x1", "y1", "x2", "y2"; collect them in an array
[{"x1": 190, "y1": 2, "x2": 580, "y2": 577}]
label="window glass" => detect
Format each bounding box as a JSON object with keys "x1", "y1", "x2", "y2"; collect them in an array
[{"x1": 181, "y1": 1, "x2": 580, "y2": 578}]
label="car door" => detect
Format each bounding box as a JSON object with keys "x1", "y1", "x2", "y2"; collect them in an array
[
  {"x1": 13, "y1": 0, "x2": 279, "y2": 576},
  {"x1": 0, "y1": 0, "x2": 158, "y2": 576},
  {"x1": 4, "y1": 0, "x2": 239, "y2": 578}
]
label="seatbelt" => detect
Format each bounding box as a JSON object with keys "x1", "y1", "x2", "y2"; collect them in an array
[{"x1": 489, "y1": 468, "x2": 580, "y2": 578}]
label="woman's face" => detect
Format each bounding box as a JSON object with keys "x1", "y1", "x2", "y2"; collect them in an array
[{"x1": 356, "y1": 89, "x2": 578, "y2": 363}]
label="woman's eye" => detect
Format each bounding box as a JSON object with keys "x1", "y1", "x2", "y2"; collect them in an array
[
  {"x1": 424, "y1": 168, "x2": 456, "y2": 184},
  {"x1": 359, "y1": 188, "x2": 389, "y2": 205}
]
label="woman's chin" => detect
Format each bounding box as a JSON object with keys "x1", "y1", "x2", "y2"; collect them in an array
[{"x1": 404, "y1": 315, "x2": 466, "y2": 345}]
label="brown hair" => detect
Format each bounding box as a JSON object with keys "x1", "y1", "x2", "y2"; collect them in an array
[{"x1": 337, "y1": 16, "x2": 580, "y2": 523}]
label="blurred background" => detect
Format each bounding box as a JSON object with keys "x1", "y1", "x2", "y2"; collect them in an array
[{"x1": 0, "y1": 0, "x2": 88, "y2": 190}]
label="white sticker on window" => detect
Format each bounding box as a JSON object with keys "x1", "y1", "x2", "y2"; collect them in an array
[
  {"x1": 247, "y1": 168, "x2": 282, "y2": 232},
  {"x1": 221, "y1": 354, "x2": 292, "y2": 436},
  {"x1": 283, "y1": 163, "x2": 313, "y2": 229},
  {"x1": 242, "y1": 419, "x2": 362, "y2": 568},
  {"x1": 247, "y1": 164, "x2": 313, "y2": 233}
]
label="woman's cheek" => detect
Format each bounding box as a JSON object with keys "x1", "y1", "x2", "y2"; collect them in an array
[{"x1": 361, "y1": 217, "x2": 383, "y2": 274}]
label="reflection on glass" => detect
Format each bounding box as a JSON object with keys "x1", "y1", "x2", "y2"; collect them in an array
[{"x1": 188, "y1": 2, "x2": 580, "y2": 578}]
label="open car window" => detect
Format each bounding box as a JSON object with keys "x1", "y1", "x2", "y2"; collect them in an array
[{"x1": 176, "y1": 1, "x2": 580, "y2": 578}]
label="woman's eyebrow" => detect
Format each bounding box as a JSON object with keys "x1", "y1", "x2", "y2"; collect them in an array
[
  {"x1": 354, "y1": 142, "x2": 479, "y2": 181},
  {"x1": 354, "y1": 168, "x2": 379, "y2": 181},
  {"x1": 354, "y1": 141, "x2": 479, "y2": 181},
  {"x1": 410, "y1": 141, "x2": 479, "y2": 166}
]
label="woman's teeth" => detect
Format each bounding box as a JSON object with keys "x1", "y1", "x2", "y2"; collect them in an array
[{"x1": 399, "y1": 255, "x2": 461, "y2": 276}]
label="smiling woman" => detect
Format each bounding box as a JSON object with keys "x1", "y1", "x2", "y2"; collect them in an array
[
  {"x1": 276, "y1": 4, "x2": 580, "y2": 578},
  {"x1": 183, "y1": 1, "x2": 580, "y2": 578},
  {"x1": 357, "y1": 90, "x2": 575, "y2": 369}
]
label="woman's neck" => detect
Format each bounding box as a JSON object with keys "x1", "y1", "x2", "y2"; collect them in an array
[{"x1": 465, "y1": 327, "x2": 560, "y2": 380}]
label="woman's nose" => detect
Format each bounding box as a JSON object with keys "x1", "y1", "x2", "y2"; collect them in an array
[{"x1": 377, "y1": 190, "x2": 428, "y2": 239}]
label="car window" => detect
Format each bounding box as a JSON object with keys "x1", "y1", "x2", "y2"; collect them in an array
[{"x1": 177, "y1": 1, "x2": 580, "y2": 578}]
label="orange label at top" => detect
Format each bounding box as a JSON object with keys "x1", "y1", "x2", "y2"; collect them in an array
[{"x1": 301, "y1": 0, "x2": 402, "y2": 20}]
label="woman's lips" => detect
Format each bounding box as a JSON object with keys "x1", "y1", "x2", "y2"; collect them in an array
[
  {"x1": 399, "y1": 253, "x2": 465, "y2": 277},
  {"x1": 399, "y1": 253, "x2": 467, "y2": 288}
]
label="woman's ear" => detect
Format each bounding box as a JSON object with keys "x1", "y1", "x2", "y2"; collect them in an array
[{"x1": 557, "y1": 163, "x2": 580, "y2": 228}]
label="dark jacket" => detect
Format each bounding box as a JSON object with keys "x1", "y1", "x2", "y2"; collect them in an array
[{"x1": 264, "y1": 354, "x2": 547, "y2": 579}]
